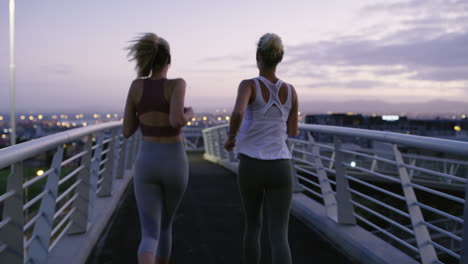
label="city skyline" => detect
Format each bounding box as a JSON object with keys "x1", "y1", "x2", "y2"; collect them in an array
[{"x1": 1, "y1": 0, "x2": 467, "y2": 113}]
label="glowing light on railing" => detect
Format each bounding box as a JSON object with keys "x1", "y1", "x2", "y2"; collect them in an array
[
  {"x1": 36, "y1": 170, "x2": 44, "y2": 176},
  {"x1": 1, "y1": 134, "x2": 6, "y2": 139},
  {"x1": 20, "y1": 115, "x2": 25, "y2": 120},
  {"x1": 350, "y1": 161, "x2": 356, "y2": 167},
  {"x1": 382, "y1": 115, "x2": 399, "y2": 121},
  {"x1": 38, "y1": 114, "x2": 43, "y2": 120},
  {"x1": 454, "y1": 125, "x2": 461, "y2": 132}
]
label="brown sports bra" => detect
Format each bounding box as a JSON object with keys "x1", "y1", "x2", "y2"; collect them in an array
[{"x1": 136, "y1": 78, "x2": 181, "y2": 137}]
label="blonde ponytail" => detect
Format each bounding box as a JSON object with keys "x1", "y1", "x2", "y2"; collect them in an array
[{"x1": 126, "y1": 33, "x2": 171, "y2": 78}]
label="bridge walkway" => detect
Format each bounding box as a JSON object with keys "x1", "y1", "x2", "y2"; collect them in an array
[{"x1": 86, "y1": 152, "x2": 356, "y2": 264}]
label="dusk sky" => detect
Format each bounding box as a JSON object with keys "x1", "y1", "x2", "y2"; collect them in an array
[{"x1": 0, "y1": 0, "x2": 467, "y2": 113}]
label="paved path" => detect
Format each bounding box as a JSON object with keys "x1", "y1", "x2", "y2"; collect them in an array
[{"x1": 87, "y1": 153, "x2": 355, "y2": 264}]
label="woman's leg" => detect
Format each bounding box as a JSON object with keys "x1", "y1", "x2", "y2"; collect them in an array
[
  {"x1": 238, "y1": 155, "x2": 264, "y2": 264},
  {"x1": 265, "y1": 159, "x2": 293, "y2": 264},
  {"x1": 155, "y1": 143, "x2": 189, "y2": 263},
  {"x1": 134, "y1": 179, "x2": 164, "y2": 264}
]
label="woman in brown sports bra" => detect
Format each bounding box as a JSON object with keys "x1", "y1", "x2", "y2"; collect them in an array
[{"x1": 123, "y1": 33, "x2": 194, "y2": 264}]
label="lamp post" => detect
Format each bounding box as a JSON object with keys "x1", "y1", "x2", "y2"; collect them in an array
[{"x1": 9, "y1": 0, "x2": 16, "y2": 146}]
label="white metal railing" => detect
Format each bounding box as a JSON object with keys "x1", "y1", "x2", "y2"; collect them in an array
[
  {"x1": 182, "y1": 127, "x2": 205, "y2": 151},
  {"x1": 0, "y1": 121, "x2": 140, "y2": 264},
  {"x1": 202, "y1": 124, "x2": 468, "y2": 264}
]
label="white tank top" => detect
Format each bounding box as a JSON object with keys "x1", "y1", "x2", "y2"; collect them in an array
[{"x1": 236, "y1": 76, "x2": 293, "y2": 160}]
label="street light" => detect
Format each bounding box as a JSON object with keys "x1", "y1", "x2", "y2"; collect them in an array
[{"x1": 9, "y1": 0, "x2": 16, "y2": 145}]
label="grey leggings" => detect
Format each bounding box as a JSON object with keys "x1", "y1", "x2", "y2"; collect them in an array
[
  {"x1": 238, "y1": 154, "x2": 293, "y2": 264},
  {"x1": 134, "y1": 140, "x2": 188, "y2": 258}
]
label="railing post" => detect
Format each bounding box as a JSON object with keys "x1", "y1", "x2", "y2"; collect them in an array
[
  {"x1": 217, "y1": 128, "x2": 226, "y2": 160},
  {"x1": 98, "y1": 129, "x2": 117, "y2": 197},
  {"x1": 393, "y1": 144, "x2": 438, "y2": 264},
  {"x1": 116, "y1": 134, "x2": 126, "y2": 179},
  {"x1": 0, "y1": 162, "x2": 24, "y2": 264},
  {"x1": 459, "y1": 174, "x2": 468, "y2": 264},
  {"x1": 88, "y1": 134, "x2": 104, "y2": 222},
  {"x1": 27, "y1": 146, "x2": 64, "y2": 264},
  {"x1": 287, "y1": 141, "x2": 303, "y2": 193},
  {"x1": 308, "y1": 133, "x2": 337, "y2": 221},
  {"x1": 334, "y1": 136, "x2": 356, "y2": 225},
  {"x1": 125, "y1": 135, "x2": 134, "y2": 170},
  {"x1": 68, "y1": 137, "x2": 93, "y2": 234}
]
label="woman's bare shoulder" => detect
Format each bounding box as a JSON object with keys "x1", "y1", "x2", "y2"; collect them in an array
[{"x1": 166, "y1": 78, "x2": 186, "y2": 88}]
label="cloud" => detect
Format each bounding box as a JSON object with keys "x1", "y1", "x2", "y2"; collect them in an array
[
  {"x1": 41, "y1": 64, "x2": 73, "y2": 75},
  {"x1": 306, "y1": 80, "x2": 391, "y2": 90},
  {"x1": 200, "y1": 54, "x2": 248, "y2": 63}
]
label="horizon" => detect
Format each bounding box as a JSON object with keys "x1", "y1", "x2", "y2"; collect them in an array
[{"x1": 1, "y1": 0, "x2": 468, "y2": 113}]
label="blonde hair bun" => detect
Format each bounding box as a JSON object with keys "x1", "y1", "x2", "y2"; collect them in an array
[{"x1": 257, "y1": 33, "x2": 284, "y2": 67}]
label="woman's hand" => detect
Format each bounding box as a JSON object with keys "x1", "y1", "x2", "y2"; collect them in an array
[{"x1": 224, "y1": 136, "x2": 236, "y2": 151}]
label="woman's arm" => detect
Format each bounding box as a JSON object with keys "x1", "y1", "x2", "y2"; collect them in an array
[
  {"x1": 286, "y1": 85, "x2": 299, "y2": 137},
  {"x1": 169, "y1": 78, "x2": 194, "y2": 128},
  {"x1": 123, "y1": 80, "x2": 140, "y2": 138},
  {"x1": 224, "y1": 80, "x2": 253, "y2": 151}
]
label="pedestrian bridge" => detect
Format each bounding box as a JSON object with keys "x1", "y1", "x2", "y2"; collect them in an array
[{"x1": 0, "y1": 122, "x2": 467, "y2": 264}]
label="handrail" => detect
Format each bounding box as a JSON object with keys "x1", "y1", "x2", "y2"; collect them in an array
[
  {"x1": 0, "y1": 121, "x2": 122, "y2": 170},
  {"x1": 299, "y1": 124, "x2": 468, "y2": 156}
]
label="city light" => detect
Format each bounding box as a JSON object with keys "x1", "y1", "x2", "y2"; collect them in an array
[
  {"x1": 20, "y1": 115, "x2": 25, "y2": 120},
  {"x1": 187, "y1": 122, "x2": 192, "y2": 126},
  {"x1": 0, "y1": 116, "x2": 3, "y2": 121},
  {"x1": 36, "y1": 170, "x2": 44, "y2": 176},
  {"x1": 350, "y1": 161, "x2": 356, "y2": 167},
  {"x1": 114, "y1": 114, "x2": 118, "y2": 118},
  {"x1": 38, "y1": 114, "x2": 43, "y2": 120},
  {"x1": 93, "y1": 114, "x2": 99, "y2": 118},
  {"x1": 192, "y1": 117, "x2": 196, "y2": 121},
  {"x1": 52, "y1": 115, "x2": 58, "y2": 119},
  {"x1": 106, "y1": 114, "x2": 111, "y2": 118},
  {"x1": 82, "y1": 122, "x2": 88, "y2": 127},
  {"x1": 217, "y1": 117, "x2": 221, "y2": 121},
  {"x1": 462, "y1": 115, "x2": 467, "y2": 119},
  {"x1": 56, "y1": 122, "x2": 61, "y2": 126},
  {"x1": 225, "y1": 116, "x2": 230, "y2": 120},
  {"x1": 1, "y1": 134, "x2": 6, "y2": 139},
  {"x1": 454, "y1": 125, "x2": 461, "y2": 132},
  {"x1": 29, "y1": 116, "x2": 34, "y2": 121},
  {"x1": 382, "y1": 115, "x2": 400, "y2": 121},
  {"x1": 203, "y1": 116, "x2": 207, "y2": 121}
]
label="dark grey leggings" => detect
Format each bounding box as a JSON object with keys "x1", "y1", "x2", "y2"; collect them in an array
[
  {"x1": 134, "y1": 140, "x2": 188, "y2": 258},
  {"x1": 238, "y1": 154, "x2": 293, "y2": 264}
]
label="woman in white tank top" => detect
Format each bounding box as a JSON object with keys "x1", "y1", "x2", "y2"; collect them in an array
[{"x1": 224, "y1": 33, "x2": 299, "y2": 264}]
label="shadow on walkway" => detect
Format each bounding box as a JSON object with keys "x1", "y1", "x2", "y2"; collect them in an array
[{"x1": 87, "y1": 152, "x2": 355, "y2": 264}]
